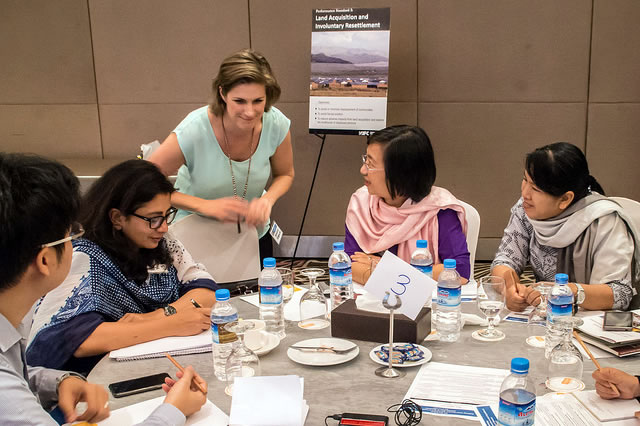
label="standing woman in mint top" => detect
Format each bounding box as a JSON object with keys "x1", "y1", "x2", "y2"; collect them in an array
[{"x1": 150, "y1": 49, "x2": 294, "y2": 258}]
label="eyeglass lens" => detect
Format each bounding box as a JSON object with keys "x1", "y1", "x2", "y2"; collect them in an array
[{"x1": 149, "y1": 209, "x2": 177, "y2": 229}]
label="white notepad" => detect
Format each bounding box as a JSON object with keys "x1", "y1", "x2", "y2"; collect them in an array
[
  {"x1": 573, "y1": 390, "x2": 640, "y2": 422},
  {"x1": 109, "y1": 330, "x2": 211, "y2": 361},
  {"x1": 97, "y1": 396, "x2": 228, "y2": 425}
]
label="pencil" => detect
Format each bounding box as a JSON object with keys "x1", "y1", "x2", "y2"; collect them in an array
[
  {"x1": 164, "y1": 353, "x2": 207, "y2": 394},
  {"x1": 572, "y1": 331, "x2": 619, "y2": 394}
]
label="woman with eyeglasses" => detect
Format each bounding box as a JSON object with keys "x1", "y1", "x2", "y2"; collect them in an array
[
  {"x1": 26, "y1": 160, "x2": 218, "y2": 374},
  {"x1": 345, "y1": 125, "x2": 471, "y2": 285}
]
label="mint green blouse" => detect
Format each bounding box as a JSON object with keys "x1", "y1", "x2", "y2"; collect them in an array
[{"x1": 173, "y1": 106, "x2": 291, "y2": 237}]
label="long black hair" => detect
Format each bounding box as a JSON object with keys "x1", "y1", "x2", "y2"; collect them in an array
[
  {"x1": 80, "y1": 160, "x2": 175, "y2": 284},
  {"x1": 525, "y1": 142, "x2": 604, "y2": 204},
  {"x1": 367, "y1": 125, "x2": 436, "y2": 203}
]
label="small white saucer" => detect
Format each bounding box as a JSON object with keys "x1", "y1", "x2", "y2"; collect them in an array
[
  {"x1": 251, "y1": 332, "x2": 280, "y2": 356},
  {"x1": 545, "y1": 377, "x2": 585, "y2": 392}
]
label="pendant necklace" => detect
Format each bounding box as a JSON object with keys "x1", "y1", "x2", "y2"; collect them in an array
[{"x1": 221, "y1": 115, "x2": 255, "y2": 200}]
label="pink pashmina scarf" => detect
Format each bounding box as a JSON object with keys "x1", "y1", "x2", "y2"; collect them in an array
[{"x1": 345, "y1": 185, "x2": 467, "y2": 263}]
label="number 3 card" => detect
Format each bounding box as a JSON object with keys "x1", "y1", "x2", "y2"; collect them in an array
[{"x1": 366, "y1": 251, "x2": 436, "y2": 320}]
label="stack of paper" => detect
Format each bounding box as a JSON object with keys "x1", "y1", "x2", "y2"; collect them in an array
[
  {"x1": 536, "y1": 391, "x2": 640, "y2": 425},
  {"x1": 109, "y1": 330, "x2": 211, "y2": 361},
  {"x1": 97, "y1": 396, "x2": 228, "y2": 425},
  {"x1": 229, "y1": 375, "x2": 309, "y2": 426},
  {"x1": 577, "y1": 312, "x2": 640, "y2": 357}
]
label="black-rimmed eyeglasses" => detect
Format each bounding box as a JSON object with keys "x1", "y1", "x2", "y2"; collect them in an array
[
  {"x1": 131, "y1": 207, "x2": 178, "y2": 229},
  {"x1": 41, "y1": 223, "x2": 85, "y2": 248}
]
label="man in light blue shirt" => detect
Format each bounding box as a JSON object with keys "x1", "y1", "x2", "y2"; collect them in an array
[{"x1": 0, "y1": 153, "x2": 111, "y2": 424}]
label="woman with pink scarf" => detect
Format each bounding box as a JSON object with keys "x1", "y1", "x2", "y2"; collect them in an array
[{"x1": 344, "y1": 125, "x2": 470, "y2": 285}]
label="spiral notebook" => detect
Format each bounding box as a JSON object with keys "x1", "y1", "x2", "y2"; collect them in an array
[{"x1": 109, "y1": 330, "x2": 211, "y2": 361}]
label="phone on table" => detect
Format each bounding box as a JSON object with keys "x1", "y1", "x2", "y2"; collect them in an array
[
  {"x1": 603, "y1": 311, "x2": 633, "y2": 331},
  {"x1": 108, "y1": 372, "x2": 171, "y2": 398}
]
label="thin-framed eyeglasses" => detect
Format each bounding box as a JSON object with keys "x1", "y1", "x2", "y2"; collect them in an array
[
  {"x1": 361, "y1": 154, "x2": 384, "y2": 172},
  {"x1": 131, "y1": 207, "x2": 178, "y2": 229},
  {"x1": 41, "y1": 223, "x2": 85, "y2": 248}
]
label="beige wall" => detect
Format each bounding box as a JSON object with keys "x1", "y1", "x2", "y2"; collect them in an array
[{"x1": 2, "y1": 0, "x2": 639, "y2": 256}]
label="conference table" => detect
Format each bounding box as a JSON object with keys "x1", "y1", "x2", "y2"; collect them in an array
[{"x1": 88, "y1": 295, "x2": 638, "y2": 425}]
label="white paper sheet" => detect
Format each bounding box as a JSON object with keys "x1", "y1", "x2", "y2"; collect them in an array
[
  {"x1": 229, "y1": 375, "x2": 306, "y2": 426},
  {"x1": 404, "y1": 362, "x2": 509, "y2": 421},
  {"x1": 366, "y1": 251, "x2": 435, "y2": 320},
  {"x1": 536, "y1": 392, "x2": 601, "y2": 426},
  {"x1": 578, "y1": 314, "x2": 640, "y2": 344},
  {"x1": 97, "y1": 397, "x2": 228, "y2": 426},
  {"x1": 573, "y1": 390, "x2": 640, "y2": 421}
]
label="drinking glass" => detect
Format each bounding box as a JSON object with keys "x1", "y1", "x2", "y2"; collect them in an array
[
  {"x1": 224, "y1": 321, "x2": 261, "y2": 396},
  {"x1": 277, "y1": 267, "x2": 294, "y2": 302},
  {"x1": 298, "y1": 268, "x2": 329, "y2": 329},
  {"x1": 526, "y1": 281, "x2": 554, "y2": 348},
  {"x1": 476, "y1": 276, "x2": 506, "y2": 341},
  {"x1": 546, "y1": 317, "x2": 584, "y2": 392}
]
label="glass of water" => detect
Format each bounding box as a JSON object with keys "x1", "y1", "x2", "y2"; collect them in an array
[
  {"x1": 277, "y1": 267, "x2": 294, "y2": 302},
  {"x1": 476, "y1": 276, "x2": 506, "y2": 341},
  {"x1": 526, "y1": 281, "x2": 554, "y2": 348}
]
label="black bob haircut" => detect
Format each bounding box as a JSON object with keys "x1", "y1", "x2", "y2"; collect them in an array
[
  {"x1": 80, "y1": 159, "x2": 176, "y2": 284},
  {"x1": 525, "y1": 142, "x2": 604, "y2": 205},
  {"x1": 367, "y1": 125, "x2": 436, "y2": 203},
  {"x1": 0, "y1": 153, "x2": 80, "y2": 291}
]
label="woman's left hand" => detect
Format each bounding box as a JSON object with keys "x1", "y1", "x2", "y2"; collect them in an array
[
  {"x1": 245, "y1": 197, "x2": 273, "y2": 227},
  {"x1": 351, "y1": 252, "x2": 380, "y2": 267}
]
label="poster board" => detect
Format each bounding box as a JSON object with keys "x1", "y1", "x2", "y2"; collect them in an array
[{"x1": 309, "y1": 7, "x2": 391, "y2": 135}]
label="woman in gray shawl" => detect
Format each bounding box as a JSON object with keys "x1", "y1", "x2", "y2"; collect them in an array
[{"x1": 491, "y1": 142, "x2": 639, "y2": 312}]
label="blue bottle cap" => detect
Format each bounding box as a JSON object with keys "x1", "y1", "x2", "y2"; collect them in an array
[
  {"x1": 510, "y1": 357, "x2": 529, "y2": 374},
  {"x1": 443, "y1": 259, "x2": 456, "y2": 269},
  {"x1": 555, "y1": 273, "x2": 569, "y2": 284},
  {"x1": 416, "y1": 240, "x2": 428, "y2": 249},
  {"x1": 263, "y1": 257, "x2": 276, "y2": 268},
  {"x1": 215, "y1": 289, "x2": 230, "y2": 301},
  {"x1": 333, "y1": 242, "x2": 345, "y2": 251}
]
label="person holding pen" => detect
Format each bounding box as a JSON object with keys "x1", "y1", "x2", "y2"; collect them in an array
[
  {"x1": 593, "y1": 368, "x2": 640, "y2": 401},
  {"x1": 0, "y1": 153, "x2": 207, "y2": 425},
  {"x1": 27, "y1": 160, "x2": 218, "y2": 375}
]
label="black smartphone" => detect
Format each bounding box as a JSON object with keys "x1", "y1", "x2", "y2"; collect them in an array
[
  {"x1": 603, "y1": 311, "x2": 633, "y2": 331},
  {"x1": 108, "y1": 373, "x2": 171, "y2": 398}
]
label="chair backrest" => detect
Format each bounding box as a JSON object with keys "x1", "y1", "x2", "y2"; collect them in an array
[
  {"x1": 458, "y1": 199, "x2": 481, "y2": 279},
  {"x1": 610, "y1": 197, "x2": 640, "y2": 235},
  {"x1": 169, "y1": 214, "x2": 261, "y2": 284}
]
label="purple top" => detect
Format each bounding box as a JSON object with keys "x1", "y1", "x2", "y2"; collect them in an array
[{"x1": 344, "y1": 208, "x2": 471, "y2": 279}]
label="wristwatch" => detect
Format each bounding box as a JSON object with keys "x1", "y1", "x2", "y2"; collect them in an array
[
  {"x1": 163, "y1": 304, "x2": 177, "y2": 316},
  {"x1": 574, "y1": 283, "x2": 586, "y2": 305},
  {"x1": 56, "y1": 372, "x2": 86, "y2": 396}
]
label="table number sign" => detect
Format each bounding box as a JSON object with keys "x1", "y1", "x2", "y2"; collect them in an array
[{"x1": 366, "y1": 251, "x2": 436, "y2": 320}]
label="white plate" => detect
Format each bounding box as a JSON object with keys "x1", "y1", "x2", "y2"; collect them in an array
[
  {"x1": 369, "y1": 343, "x2": 432, "y2": 368},
  {"x1": 252, "y1": 332, "x2": 280, "y2": 356},
  {"x1": 287, "y1": 338, "x2": 359, "y2": 366}
]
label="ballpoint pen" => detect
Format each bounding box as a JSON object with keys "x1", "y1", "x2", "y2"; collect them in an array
[{"x1": 190, "y1": 298, "x2": 201, "y2": 308}]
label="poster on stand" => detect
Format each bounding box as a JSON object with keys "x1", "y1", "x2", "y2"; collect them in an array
[{"x1": 309, "y1": 7, "x2": 391, "y2": 135}]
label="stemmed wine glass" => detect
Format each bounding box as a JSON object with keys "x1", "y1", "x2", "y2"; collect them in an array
[
  {"x1": 526, "y1": 281, "x2": 554, "y2": 348},
  {"x1": 298, "y1": 268, "x2": 329, "y2": 329},
  {"x1": 224, "y1": 321, "x2": 261, "y2": 396},
  {"x1": 474, "y1": 276, "x2": 506, "y2": 341}
]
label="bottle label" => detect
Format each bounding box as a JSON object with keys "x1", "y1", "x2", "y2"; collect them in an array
[
  {"x1": 498, "y1": 397, "x2": 535, "y2": 425},
  {"x1": 211, "y1": 313, "x2": 238, "y2": 344},
  {"x1": 546, "y1": 300, "x2": 572, "y2": 323},
  {"x1": 330, "y1": 267, "x2": 352, "y2": 287},
  {"x1": 437, "y1": 286, "x2": 461, "y2": 307},
  {"x1": 259, "y1": 285, "x2": 282, "y2": 305},
  {"x1": 412, "y1": 264, "x2": 433, "y2": 275}
]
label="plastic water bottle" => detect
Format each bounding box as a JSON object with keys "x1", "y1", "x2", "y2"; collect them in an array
[
  {"x1": 211, "y1": 289, "x2": 240, "y2": 381},
  {"x1": 498, "y1": 358, "x2": 536, "y2": 425},
  {"x1": 545, "y1": 273, "x2": 574, "y2": 357},
  {"x1": 436, "y1": 259, "x2": 462, "y2": 342},
  {"x1": 410, "y1": 239, "x2": 433, "y2": 278},
  {"x1": 259, "y1": 257, "x2": 285, "y2": 339},
  {"x1": 329, "y1": 242, "x2": 353, "y2": 311}
]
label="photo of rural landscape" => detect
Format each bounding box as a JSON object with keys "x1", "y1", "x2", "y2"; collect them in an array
[{"x1": 310, "y1": 31, "x2": 390, "y2": 97}]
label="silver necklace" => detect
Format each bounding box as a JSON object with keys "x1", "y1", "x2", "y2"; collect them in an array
[{"x1": 221, "y1": 115, "x2": 255, "y2": 200}]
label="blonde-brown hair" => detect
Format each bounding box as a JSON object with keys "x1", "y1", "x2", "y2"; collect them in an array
[{"x1": 210, "y1": 49, "x2": 281, "y2": 116}]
